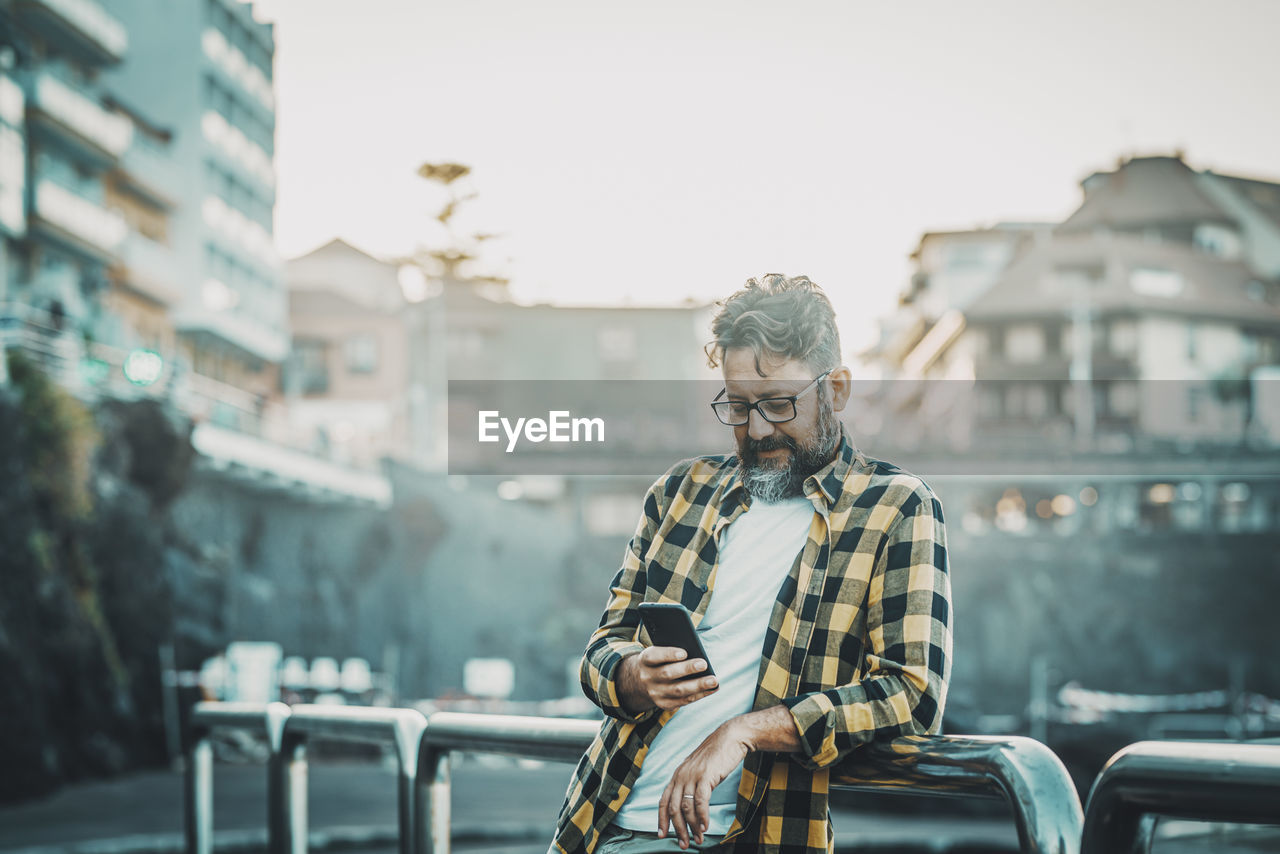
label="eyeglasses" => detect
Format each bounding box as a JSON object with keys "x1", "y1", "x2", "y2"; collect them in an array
[{"x1": 710, "y1": 369, "x2": 833, "y2": 426}]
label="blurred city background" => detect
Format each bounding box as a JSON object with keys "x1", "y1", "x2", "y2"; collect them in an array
[{"x1": 0, "y1": 1, "x2": 1278, "y2": 852}]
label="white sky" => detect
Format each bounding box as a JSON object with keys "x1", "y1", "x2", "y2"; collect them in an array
[{"x1": 251, "y1": 0, "x2": 1280, "y2": 355}]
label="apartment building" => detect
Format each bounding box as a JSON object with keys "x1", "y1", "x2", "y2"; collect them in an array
[
  {"x1": 0, "y1": 0, "x2": 132, "y2": 387},
  {"x1": 284, "y1": 238, "x2": 414, "y2": 467},
  {"x1": 105, "y1": 0, "x2": 285, "y2": 418},
  {"x1": 870, "y1": 155, "x2": 1280, "y2": 451}
]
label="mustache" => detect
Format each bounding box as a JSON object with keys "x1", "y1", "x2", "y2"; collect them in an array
[{"x1": 741, "y1": 435, "x2": 798, "y2": 455}]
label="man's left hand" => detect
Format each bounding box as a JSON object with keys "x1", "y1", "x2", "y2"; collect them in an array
[{"x1": 657, "y1": 720, "x2": 749, "y2": 849}]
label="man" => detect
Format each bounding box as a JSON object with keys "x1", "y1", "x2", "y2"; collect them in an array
[{"x1": 550, "y1": 275, "x2": 952, "y2": 854}]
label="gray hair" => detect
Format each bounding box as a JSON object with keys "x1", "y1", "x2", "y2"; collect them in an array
[{"x1": 705, "y1": 274, "x2": 841, "y2": 376}]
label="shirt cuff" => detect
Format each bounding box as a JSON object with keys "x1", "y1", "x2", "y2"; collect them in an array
[
  {"x1": 780, "y1": 691, "x2": 845, "y2": 769},
  {"x1": 591, "y1": 640, "x2": 660, "y2": 724}
]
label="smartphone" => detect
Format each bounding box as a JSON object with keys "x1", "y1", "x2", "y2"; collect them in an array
[{"x1": 637, "y1": 602, "x2": 715, "y2": 679}]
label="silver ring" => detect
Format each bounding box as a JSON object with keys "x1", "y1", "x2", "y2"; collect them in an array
[{"x1": 682, "y1": 795, "x2": 696, "y2": 800}]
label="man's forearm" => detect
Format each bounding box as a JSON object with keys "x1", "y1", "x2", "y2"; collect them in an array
[{"x1": 726, "y1": 703, "x2": 803, "y2": 753}]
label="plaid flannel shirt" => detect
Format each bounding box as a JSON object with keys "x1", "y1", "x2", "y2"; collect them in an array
[{"x1": 551, "y1": 431, "x2": 952, "y2": 854}]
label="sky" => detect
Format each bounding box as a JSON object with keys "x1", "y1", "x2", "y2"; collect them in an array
[{"x1": 251, "y1": 0, "x2": 1280, "y2": 355}]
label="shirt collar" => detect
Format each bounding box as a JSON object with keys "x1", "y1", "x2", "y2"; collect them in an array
[{"x1": 721, "y1": 426, "x2": 865, "y2": 513}]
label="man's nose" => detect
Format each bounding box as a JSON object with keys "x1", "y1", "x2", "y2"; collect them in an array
[{"x1": 747, "y1": 408, "x2": 775, "y2": 440}]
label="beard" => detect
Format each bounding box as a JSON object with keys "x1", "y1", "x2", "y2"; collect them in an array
[{"x1": 737, "y1": 392, "x2": 843, "y2": 504}]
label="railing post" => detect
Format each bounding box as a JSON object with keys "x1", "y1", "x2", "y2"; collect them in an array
[
  {"x1": 393, "y1": 714, "x2": 423, "y2": 854},
  {"x1": 276, "y1": 732, "x2": 308, "y2": 854},
  {"x1": 414, "y1": 746, "x2": 451, "y2": 854},
  {"x1": 184, "y1": 736, "x2": 213, "y2": 854},
  {"x1": 185, "y1": 702, "x2": 291, "y2": 854},
  {"x1": 280, "y1": 706, "x2": 427, "y2": 854},
  {"x1": 264, "y1": 704, "x2": 293, "y2": 854}
]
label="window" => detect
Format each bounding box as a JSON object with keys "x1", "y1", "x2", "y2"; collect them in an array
[
  {"x1": 598, "y1": 327, "x2": 637, "y2": 362},
  {"x1": 1193, "y1": 223, "x2": 1242, "y2": 259},
  {"x1": 1005, "y1": 324, "x2": 1045, "y2": 363},
  {"x1": 1109, "y1": 382, "x2": 1139, "y2": 417},
  {"x1": 1187, "y1": 386, "x2": 1203, "y2": 423},
  {"x1": 945, "y1": 244, "x2": 988, "y2": 271},
  {"x1": 1109, "y1": 319, "x2": 1137, "y2": 356},
  {"x1": 1130, "y1": 268, "x2": 1183, "y2": 298},
  {"x1": 1004, "y1": 384, "x2": 1048, "y2": 419},
  {"x1": 345, "y1": 334, "x2": 378, "y2": 373},
  {"x1": 292, "y1": 340, "x2": 329, "y2": 394}
]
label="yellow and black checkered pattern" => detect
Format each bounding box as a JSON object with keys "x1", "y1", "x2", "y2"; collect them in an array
[{"x1": 551, "y1": 432, "x2": 953, "y2": 854}]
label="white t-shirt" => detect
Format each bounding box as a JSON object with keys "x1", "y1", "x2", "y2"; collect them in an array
[{"x1": 614, "y1": 496, "x2": 815, "y2": 835}]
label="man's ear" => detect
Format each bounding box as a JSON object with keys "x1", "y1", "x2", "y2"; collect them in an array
[{"x1": 828, "y1": 366, "x2": 853, "y2": 413}]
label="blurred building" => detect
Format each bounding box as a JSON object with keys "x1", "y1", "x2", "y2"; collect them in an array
[
  {"x1": 284, "y1": 238, "x2": 414, "y2": 467},
  {"x1": 856, "y1": 155, "x2": 1280, "y2": 725},
  {"x1": 0, "y1": 0, "x2": 132, "y2": 387},
  {"x1": 869, "y1": 154, "x2": 1280, "y2": 450},
  {"x1": 870, "y1": 222, "x2": 1051, "y2": 378},
  {"x1": 104, "y1": 0, "x2": 285, "y2": 419},
  {"x1": 405, "y1": 264, "x2": 717, "y2": 469}
]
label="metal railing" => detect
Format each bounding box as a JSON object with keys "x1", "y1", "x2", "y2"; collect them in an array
[
  {"x1": 830, "y1": 734, "x2": 1083, "y2": 854},
  {"x1": 186, "y1": 702, "x2": 1086, "y2": 854},
  {"x1": 186, "y1": 702, "x2": 291, "y2": 854},
  {"x1": 1081, "y1": 740, "x2": 1280, "y2": 853}
]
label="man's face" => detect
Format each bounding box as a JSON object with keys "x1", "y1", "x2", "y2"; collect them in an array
[{"x1": 722, "y1": 348, "x2": 846, "y2": 502}]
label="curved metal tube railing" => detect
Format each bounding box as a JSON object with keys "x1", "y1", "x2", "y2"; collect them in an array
[
  {"x1": 186, "y1": 702, "x2": 1086, "y2": 854},
  {"x1": 1081, "y1": 740, "x2": 1280, "y2": 854},
  {"x1": 831, "y1": 734, "x2": 1083, "y2": 854}
]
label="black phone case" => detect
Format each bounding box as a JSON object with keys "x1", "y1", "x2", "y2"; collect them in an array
[{"x1": 637, "y1": 603, "x2": 715, "y2": 679}]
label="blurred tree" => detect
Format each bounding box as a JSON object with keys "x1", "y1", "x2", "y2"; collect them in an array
[{"x1": 413, "y1": 161, "x2": 508, "y2": 287}]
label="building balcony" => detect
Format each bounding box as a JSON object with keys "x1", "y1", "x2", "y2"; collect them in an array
[
  {"x1": 975, "y1": 350, "x2": 1137, "y2": 382},
  {"x1": 0, "y1": 301, "x2": 84, "y2": 390},
  {"x1": 190, "y1": 422, "x2": 391, "y2": 506},
  {"x1": 113, "y1": 231, "x2": 181, "y2": 305},
  {"x1": 116, "y1": 137, "x2": 181, "y2": 208},
  {"x1": 173, "y1": 296, "x2": 289, "y2": 364},
  {"x1": 27, "y1": 70, "x2": 133, "y2": 160},
  {"x1": 10, "y1": 0, "x2": 127, "y2": 65},
  {"x1": 30, "y1": 178, "x2": 127, "y2": 259},
  {"x1": 201, "y1": 28, "x2": 276, "y2": 112},
  {"x1": 201, "y1": 110, "x2": 275, "y2": 189}
]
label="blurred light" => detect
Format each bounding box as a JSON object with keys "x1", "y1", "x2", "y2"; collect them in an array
[
  {"x1": 497, "y1": 480, "x2": 523, "y2": 501},
  {"x1": 994, "y1": 509, "x2": 1027, "y2": 533},
  {"x1": 202, "y1": 277, "x2": 238, "y2": 311},
  {"x1": 280, "y1": 656, "x2": 309, "y2": 689},
  {"x1": 1222, "y1": 482, "x2": 1251, "y2": 502},
  {"x1": 79, "y1": 356, "x2": 110, "y2": 386},
  {"x1": 1178, "y1": 482, "x2": 1203, "y2": 502},
  {"x1": 1051, "y1": 494, "x2": 1076, "y2": 516},
  {"x1": 397, "y1": 264, "x2": 429, "y2": 302},
  {"x1": 1035, "y1": 499, "x2": 1053, "y2": 519},
  {"x1": 996, "y1": 492, "x2": 1025, "y2": 515},
  {"x1": 340, "y1": 658, "x2": 373, "y2": 693},
  {"x1": 1148, "y1": 483, "x2": 1176, "y2": 504},
  {"x1": 123, "y1": 349, "x2": 163, "y2": 386},
  {"x1": 309, "y1": 657, "x2": 341, "y2": 692},
  {"x1": 1079, "y1": 486, "x2": 1098, "y2": 506}
]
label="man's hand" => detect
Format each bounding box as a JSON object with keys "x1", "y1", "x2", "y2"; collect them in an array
[
  {"x1": 656, "y1": 720, "x2": 749, "y2": 848},
  {"x1": 618, "y1": 647, "x2": 718, "y2": 714},
  {"x1": 658, "y1": 705, "x2": 803, "y2": 848}
]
